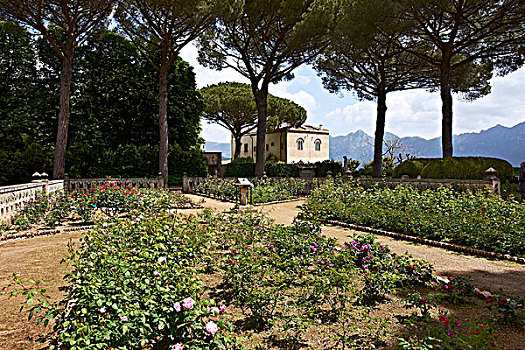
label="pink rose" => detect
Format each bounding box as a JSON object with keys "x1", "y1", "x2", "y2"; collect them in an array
[
  {"x1": 219, "y1": 305, "x2": 227, "y2": 313},
  {"x1": 182, "y1": 297, "x2": 195, "y2": 310},
  {"x1": 174, "y1": 302, "x2": 181, "y2": 312},
  {"x1": 204, "y1": 321, "x2": 218, "y2": 336},
  {"x1": 121, "y1": 316, "x2": 128, "y2": 322},
  {"x1": 171, "y1": 344, "x2": 183, "y2": 350}
]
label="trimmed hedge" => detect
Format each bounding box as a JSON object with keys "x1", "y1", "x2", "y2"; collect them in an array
[
  {"x1": 224, "y1": 157, "x2": 255, "y2": 177},
  {"x1": 392, "y1": 159, "x2": 433, "y2": 178},
  {"x1": 314, "y1": 160, "x2": 343, "y2": 177},
  {"x1": 265, "y1": 162, "x2": 300, "y2": 177},
  {"x1": 420, "y1": 157, "x2": 513, "y2": 183}
]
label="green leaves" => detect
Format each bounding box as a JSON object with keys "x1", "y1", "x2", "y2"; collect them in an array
[{"x1": 306, "y1": 181, "x2": 525, "y2": 257}]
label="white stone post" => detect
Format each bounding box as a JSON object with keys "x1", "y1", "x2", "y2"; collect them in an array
[{"x1": 484, "y1": 167, "x2": 500, "y2": 196}]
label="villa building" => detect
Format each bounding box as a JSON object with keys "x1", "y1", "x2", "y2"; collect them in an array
[{"x1": 232, "y1": 124, "x2": 329, "y2": 163}]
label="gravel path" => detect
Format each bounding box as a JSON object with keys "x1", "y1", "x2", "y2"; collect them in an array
[{"x1": 186, "y1": 195, "x2": 525, "y2": 296}]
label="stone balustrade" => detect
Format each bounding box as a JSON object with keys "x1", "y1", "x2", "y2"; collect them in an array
[
  {"x1": 356, "y1": 177, "x2": 499, "y2": 195},
  {"x1": 64, "y1": 173, "x2": 163, "y2": 192},
  {"x1": 183, "y1": 168, "x2": 500, "y2": 197},
  {"x1": 0, "y1": 179, "x2": 64, "y2": 223}
]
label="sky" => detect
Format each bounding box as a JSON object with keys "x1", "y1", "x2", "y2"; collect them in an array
[{"x1": 180, "y1": 44, "x2": 525, "y2": 144}]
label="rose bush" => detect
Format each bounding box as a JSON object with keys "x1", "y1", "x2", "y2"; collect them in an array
[
  {"x1": 303, "y1": 181, "x2": 525, "y2": 256},
  {"x1": 192, "y1": 177, "x2": 308, "y2": 204}
]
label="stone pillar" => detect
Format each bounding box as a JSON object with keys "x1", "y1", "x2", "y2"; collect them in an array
[
  {"x1": 41, "y1": 172, "x2": 49, "y2": 194},
  {"x1": 484, "y1": 167, "x2": 500, "y2": 196},
  {"x1": 239, "y1": 186, "x2": 249, "y2": 205},
  {"x1": 182, "y1": 172, "x2": 190, "y2": 193},
  {"x1": 32, "y1": 172, "x2": 41, "y2": 183},
  {"x1": 343, "y1": 156, "x2": 348, "y2": 172},
  {"x1": 64, "y1": 173, "x2": 70, "y2": 192},
  {"x1": 326, "y1": 170, "x2": 333, "y2": 179},
  {"x1": 236, "y1": 178, "x2": 253, "y2": 206},
  {"x1": 157, "y1": 172, "x2": 164, "y2": 189}
]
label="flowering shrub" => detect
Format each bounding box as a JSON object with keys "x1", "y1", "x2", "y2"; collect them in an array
[
  {"x1": 14, "y1": 213, "x2": 240, "y2": 349},
  {"x1": 343, "y1": 234, "x2": 434, "y2": 304},
  {"x1": 192, "y1": 177, "x2": 308, "y2": 204},
  {"x1": 398, "y1": 313, "x2": 501, "y2": 349},
  {"x1": 9, "y1": 186, "x2": 195, "y2": 231},
  {"x1": 304, "y1": 181, "x2": 525, "y2": 256},
  {"x1": 434, "y1": 276, "x2": 475, "y2": 304},
  {"x1": 13, "y1": 193, "x2": 75, "y2": 228}
]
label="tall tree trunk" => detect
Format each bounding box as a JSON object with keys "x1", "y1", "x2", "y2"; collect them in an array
[
  {"x1": 254, "y1": 86, "x2": 269, "y2": 177},
  {"x1": 233, "y1": 134, "x2": 242, "y2": 159},
  {"x1": 372, "y1": 86, "x2": 387, "y2": 178},
  {"x1": 52, "y1": 56, "x2": 73, "y2": 179},
  {"x1": 158, "y1": 65, "x2": 169, "y2": 187},
  {"x1": 440, "y1": 55, "x2": 453, "y2": 158}
]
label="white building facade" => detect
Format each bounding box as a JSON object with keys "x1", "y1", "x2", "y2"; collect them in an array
[{"x1": 232, "y1": 125, "x2": 329, "y2": 163}]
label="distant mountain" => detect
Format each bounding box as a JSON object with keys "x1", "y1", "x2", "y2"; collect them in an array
[
  {"x1": 205, "y1": 141, "x2": 231, "y2": 159},
  {"x1": 329, "y1": 122, "x2": 525, "y2": 166}
]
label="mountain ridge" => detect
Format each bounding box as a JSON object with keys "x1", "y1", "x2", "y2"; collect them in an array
[{"x1": 206, "y1": 122, "x2": 525, "y2": 166}]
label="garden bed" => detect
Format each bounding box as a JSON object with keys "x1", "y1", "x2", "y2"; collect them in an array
[
  {"x1": 301, "y1": 181, "x2": 525, "y2": 258},
  {"x1": 190, "y1": 177, "x2": 310, "y2": 204},
  {"x1": 2, "y1": 210, "x2": 523, "y2": 349},
  {"x1": 0, "y1": 185, "x2": 200, "y2": 241}
]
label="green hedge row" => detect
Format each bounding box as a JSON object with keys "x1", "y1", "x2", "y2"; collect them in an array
[
  {"x1": 393, "y1": 157, "x2": 513, "y2": 182},
  {"x1": 223, "y1": 158, "x2": 343, "y2": 178}
]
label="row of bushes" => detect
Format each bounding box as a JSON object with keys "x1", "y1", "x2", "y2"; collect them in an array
[
  {"x1": 221, "y1": 156, "x2": 513, "y2": 183},
  {"x1": 192, "y1": 177, "x2": 307, "y2": 203},
  {"x1": 223, "y1": 158, "x2": 344, "y2": 178},
  {"x1": 393, "y1": 157, "x2": 514, "y2": 183},
  {"x1": 303, "y1": 181, "x2": 525, "y2": 257}
]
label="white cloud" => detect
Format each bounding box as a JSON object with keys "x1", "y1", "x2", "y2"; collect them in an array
[
  {"x1": 179, "y1": 44, "x2": 248, "y2": 88},
  {"x1": 322, "y1": 67, "x2": 525, "y2": 139},
  {"x1": 270, "y1": 82, "x2": 320, "y2": 113},
  {"x1": 200, "y1": 121, "x2": 231, "y2": 143},
  {"x1": 455, "y1": 67, "x2": 525, "y2": 134}
]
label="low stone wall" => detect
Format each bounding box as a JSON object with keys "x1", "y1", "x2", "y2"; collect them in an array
[
  {"x1": 183, "y1": 173, "x2": 500, "y2": 197},
  {"x1": 65, "y1": 174, "x2": 163, "y2": 191},
  {"x1": 0, "y1": 180, "x2": 63, "y2": 223},
  {"x1": 356, "y1": 177, "x2": 500, "y2": 195}
]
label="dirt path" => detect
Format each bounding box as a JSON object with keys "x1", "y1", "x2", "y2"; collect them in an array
[
  {"x1": 184, "y1": 195, "x2": 525, "y2": 296},
  {"x1": 0, "y1": 232, "x2": 84, "y2": 349}
]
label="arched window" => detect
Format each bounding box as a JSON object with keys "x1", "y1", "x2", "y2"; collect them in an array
[
  {"x1": 314, "y1": 139, "x2": 322, "y2": 151},
  {"x1": 297, "y1": 138, "x2": 304, "y2": 151}
]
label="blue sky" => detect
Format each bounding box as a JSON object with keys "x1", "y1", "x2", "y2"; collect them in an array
[{"x1": 180, "y1": 44, "x2": 525, "y2": 144}]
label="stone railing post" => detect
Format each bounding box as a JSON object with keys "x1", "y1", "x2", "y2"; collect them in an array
[
  {"x1": 344, "y1": 169, "x2": 352, "y2": 183},
  {"x1": 182, "y1": 172, "x2": 190, "y2": 193},
  {"x1": 484, "y1": 167, "x2": 500, "y2": 196},
  {"x1": 326, "y1": 170, "x2": 333, "y2": 179},
  {"x1": 64, "y1": 173, "x2": 70, "y2": 192},
  {"x1": 157, "y1": 172, "x2": 164, "y2": 189},
  {"x1": 41, "y1": 172, "x2": 49, "y2": 194},
  {"x1": 32, "y1": 172, "x2": 41, "y2": 183}
]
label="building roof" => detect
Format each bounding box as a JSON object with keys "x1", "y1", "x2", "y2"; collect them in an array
[
  {"x1": 244, "y1": 124, "x2": 329, "y2": 136},
  {"x1": 287, "y1": 124, "x2": 329, "y2": 133}
]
